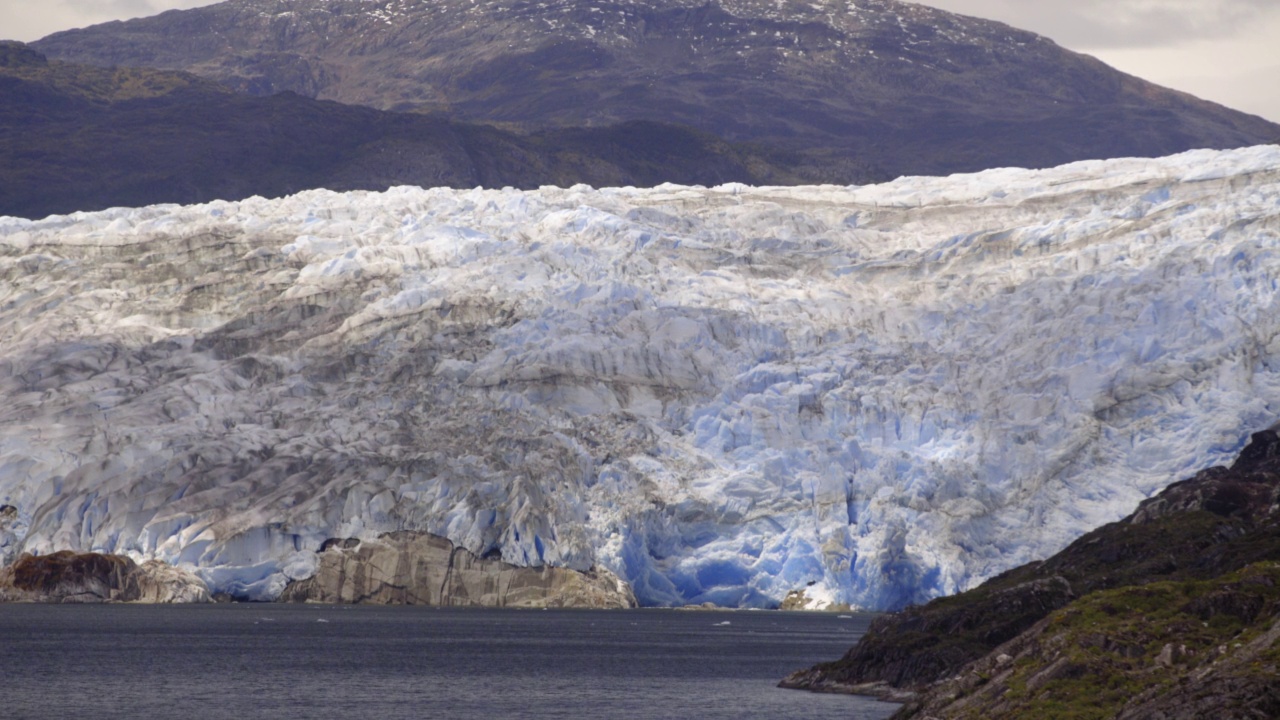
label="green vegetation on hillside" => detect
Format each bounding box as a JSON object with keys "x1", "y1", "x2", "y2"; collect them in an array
[{"x1": 903, "y1": 563, "x2": 1280, "y2": 719}]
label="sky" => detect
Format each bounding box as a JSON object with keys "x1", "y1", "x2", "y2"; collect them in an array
[{"x1": 1, "y1": 0, "x2": 1278, "y2": 123}]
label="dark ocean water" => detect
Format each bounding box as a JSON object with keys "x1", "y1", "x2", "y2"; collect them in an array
[{"x1": 0, "y1": 604, "x2": 898, "y2": 720}]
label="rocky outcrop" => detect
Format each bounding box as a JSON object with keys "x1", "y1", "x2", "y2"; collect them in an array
[
  {"x1": 779, "y1": 586, "x2": 852, "y2": 612},
  {"x1": 780, "y1": 575, "x2": 1077, "y2": 694},
  {"x1": 0, "y1": 551, "x2": 211, "y2": 603},
  {"x1": 280, "y1": 531, "x2": 637, "y2": 608},
  {"x1": 132, "y1": 560, "x2": 215, "y2": 603},
  {"x1": 782, "y1": 428, "x2": 1280, "y2": 717},
  {"x1": 900, "y1": 563, "x2": 1280, "y2": 719}
]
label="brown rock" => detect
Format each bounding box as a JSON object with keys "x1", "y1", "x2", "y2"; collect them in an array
[
  {"x1": 0, "y1": 550, "x2": 210, "y2": 603},
  {"x1": 281, "y1": 531, "x2": 636, "y2": 608}
]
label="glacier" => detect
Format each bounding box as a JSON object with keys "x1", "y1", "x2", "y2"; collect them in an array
[{"x1": 2, "y1": 146, "x2": 1279, "y2": 609}]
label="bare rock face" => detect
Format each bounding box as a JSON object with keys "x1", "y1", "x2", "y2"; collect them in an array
[
  {"x1": 281, "y1": 531, "x2": 637, "y2": 608},
  {"x1": 132, "y1": 560, "x2": 214, "y2": 603},
  {"x1": 0, "y1": 551, "x2": 211, "y2": 603},
  {"x1": 898, "y1": 563, "x2": 1280, "y2": 720},
  {"x1": 0, "y1": 551, "x2": 134, "y2": 603}
]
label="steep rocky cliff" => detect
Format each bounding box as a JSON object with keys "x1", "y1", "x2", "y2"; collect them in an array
[
  {"x1": 781, "y1": 429, "x2": 1280, "y2": 718},
  {"x1": 0, "y1": 551, "x2": 210, "y2": 603},
  {"x1": 281, "y1": 531, "x2": 636, "y2": 607}
]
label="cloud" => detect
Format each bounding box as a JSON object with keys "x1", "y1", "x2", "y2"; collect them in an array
[
  {"x1": 921, "y1": 0, "x2": 1277, "y2": 50},
  {"x1": 1173, "y1": 64, "x2": 1280, "y2": 123},
  {"x1": 1087, "y1": 7, "x2": 1280, "y2": 122},
  {"x1": 916, "y1": 0, "x2": 1280, "y2": 122}
]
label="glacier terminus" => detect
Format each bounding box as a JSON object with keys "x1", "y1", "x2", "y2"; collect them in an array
[{"x1": 2, "y1": 146, "x2": 1279, "y2": 609}]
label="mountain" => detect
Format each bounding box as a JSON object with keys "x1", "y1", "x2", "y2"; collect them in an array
[
  {"x1": 2, "y1": 145, "x2": 1278, "y2": 607},
  {"x1": 30, "y1": 0, "x2": 1280, "y2": 179},
  {"x1": 782, "y1": 429, "x2": 1280, "y2": 719},
  {"x1": 0, "y1": 41, "x2": 808, "y2": 220}
]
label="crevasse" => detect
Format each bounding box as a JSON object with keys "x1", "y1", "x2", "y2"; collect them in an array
[{"x1": 1, "y1": 146, "x2": 1279, "y2": 609}]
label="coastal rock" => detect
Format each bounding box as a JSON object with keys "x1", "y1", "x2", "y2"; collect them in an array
[
  {"x1": 0, "y1": 551, "x2": 210, "y2": 603},
  {"x1": 899, "y1": 564, "x2": 1280, "y2": 720},
  {"x1": 780, "y1": 586, "x2": 851, "y2": 612},
  {"x1": 280, "y1": 531, "x2": 637, "y2": 608},
  {"x1": 0, "y1": 551, "x2": 134, "y2": 603},
  {"x1": 780, "y1": 574, "x2": 1076, "y2": 690},
  {"x1": 132, "y1": 559, "x2": 214, "y2": 603}
]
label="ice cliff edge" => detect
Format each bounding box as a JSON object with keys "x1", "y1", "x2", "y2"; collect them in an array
[{"x1": 2, "y1": 146, "x2": 1279, "y2": 609}]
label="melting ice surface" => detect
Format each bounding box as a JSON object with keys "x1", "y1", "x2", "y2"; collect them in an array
[{"x1": 2, "y1": 146, "x2": 1279, "y2": 609}]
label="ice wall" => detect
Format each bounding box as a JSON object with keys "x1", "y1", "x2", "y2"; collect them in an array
[{"x1": 2, "y1": 146, "x2": 1279, "y2": 609}]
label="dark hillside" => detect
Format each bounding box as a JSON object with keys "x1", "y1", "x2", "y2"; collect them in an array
[
  {"x1": 0, "y1": 43, "x2": 806, "y2": 219},
  {"x1": 31, "y1": 0, "x2": 1280, "y2": 178}
]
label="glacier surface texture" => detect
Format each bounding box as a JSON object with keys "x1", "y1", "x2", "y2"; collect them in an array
[{"x1": 2, "y1": 146, "x2": 1279, "y2": 609}]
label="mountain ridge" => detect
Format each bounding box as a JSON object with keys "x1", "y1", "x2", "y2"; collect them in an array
[
  {"x1": 31, "y1": 0, "x2": 1280, "y2": 180},
  {"x1": 0, "y1": 41, "x2": 822, "y2": 219}
]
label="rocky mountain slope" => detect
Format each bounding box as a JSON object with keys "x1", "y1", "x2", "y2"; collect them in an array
[
  {"x1": 2, "y1": 146, "x2": 1279, "y2": 608},
  {"x1": 0, "y1": 41, "x2": 806, "y2": 220},
  {"x1": 781, "y1": 429, "x2": 1280, "y2": 718},
  {"x1": 910, "y1": 564, "x2": 1280, "y2": 719},
  {"x1": 31, "y1": 0, "x2": 1280, "y2": 180}
]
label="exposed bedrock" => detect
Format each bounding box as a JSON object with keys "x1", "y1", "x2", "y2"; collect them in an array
[
  {"x1": 0, "y1": 551, "x2": 211, "y2": 603},
  {"x1": 895, "y1": 563, "x2": 1280, "y2": 719},
  {"x1": 280, "y1": 531, "x2": 636, "y2": 608}
]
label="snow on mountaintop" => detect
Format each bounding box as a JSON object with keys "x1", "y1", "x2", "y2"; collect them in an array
[
  {"x1": 2, "y1": 146, "x2": 1279, "y2": 609},
  {"x1": 34, "y1": 0, "x2": 1280, "y2": 182},
  {"x1": 242, "y1": 0, "x2": 994, "y2": 58}
]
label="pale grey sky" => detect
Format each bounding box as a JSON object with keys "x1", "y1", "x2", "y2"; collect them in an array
[
  {"x1": 923, "y1": 0, "x2": 1280, "y2": 122},
  {"x1": 2, "y1": 0, "x2": 1278, "y2": 122}
]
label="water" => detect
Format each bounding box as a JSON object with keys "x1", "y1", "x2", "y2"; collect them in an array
[{"x1": 0, "y1": 604, "x2": 897, "y2": 720}]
